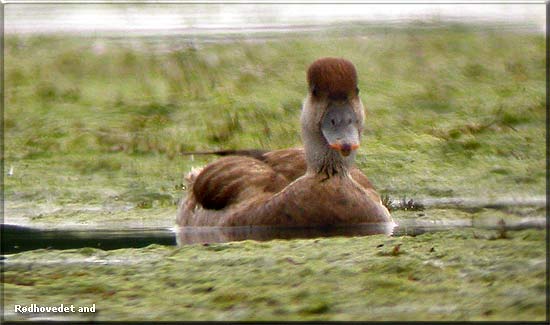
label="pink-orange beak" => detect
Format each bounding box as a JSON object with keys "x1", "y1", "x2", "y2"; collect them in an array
[{"x1": 329, "y1": 142, "x2": 360, "y2": 157}]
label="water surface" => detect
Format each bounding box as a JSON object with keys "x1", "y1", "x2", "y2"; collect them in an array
[{"x1": 2, "y1": 213, "x2": 544, "y2": 255}]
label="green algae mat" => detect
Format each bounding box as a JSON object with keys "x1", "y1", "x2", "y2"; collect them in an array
[
  {"x1": 2, "y1": 22, "x2": 546, "y2": 321},
  {"x1": 3, "y1": 229, "x2": 546, "y2": 321}
]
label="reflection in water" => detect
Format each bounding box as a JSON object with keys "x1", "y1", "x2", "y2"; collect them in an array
[
  {"x1": 175, "y1": 223, "x2": 397, "y2": 246},
  {"x1": 2, "y1": 216, "x2": 545, "y2": 254},
  {"x1": 0, "y1": 224, "x2": 177, "y2": 255},
  {"x1": 1, "y1": 223, "x2": 394, "y2": 254}
]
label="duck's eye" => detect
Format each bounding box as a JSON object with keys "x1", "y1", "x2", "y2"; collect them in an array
[
  {"x1": 312, "y1": 86, "x2": 319, "y2": 97},
  {"x1": 331, "y1": 119, "x2": 336, "y2": 126},
  {"x1": 348, "y1": 118, "x2": 352, "y2": 124}
]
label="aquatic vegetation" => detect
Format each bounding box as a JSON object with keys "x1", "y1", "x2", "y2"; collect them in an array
[{"x1": 3, "y1": 229, "x2": 545, "y2": 321}]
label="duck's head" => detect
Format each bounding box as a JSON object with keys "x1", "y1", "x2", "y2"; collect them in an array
[{"x1": 301, "y1": 57, "x2": 365, "y2": 175}]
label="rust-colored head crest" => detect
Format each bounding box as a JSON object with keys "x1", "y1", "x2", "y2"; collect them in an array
[{"x1": 307, "y1": 57, "x2": 358, "y2": 100}]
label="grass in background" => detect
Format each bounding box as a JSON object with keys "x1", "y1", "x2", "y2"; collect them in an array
[{"x1": 4, "y1": 23, "x2": 545, "y2": 224}]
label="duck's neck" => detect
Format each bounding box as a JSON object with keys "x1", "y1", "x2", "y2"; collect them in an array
[{"x1": 301, "y1": 123, "x2": 356, "y2": 178}]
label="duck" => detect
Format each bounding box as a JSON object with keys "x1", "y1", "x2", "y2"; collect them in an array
[{"x1": 177, "y1": 57, "x2": 393, "y2": 227}]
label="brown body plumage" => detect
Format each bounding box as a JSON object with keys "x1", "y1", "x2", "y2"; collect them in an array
[{"x1": 177, "y1": 58, "x2": 393, "y2": 227}]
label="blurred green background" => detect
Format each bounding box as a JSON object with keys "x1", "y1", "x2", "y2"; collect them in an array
[{"x1": 4, "y1": 23, "x2": 545, "y2": 227}]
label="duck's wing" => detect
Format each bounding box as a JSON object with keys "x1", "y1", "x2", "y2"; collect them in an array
[
  {"x1": 190, "y1": 156, "x2": 289, "y2": 211},
  {"x1": 181, "y1": 149, "x2": 268, "y2": 161},
  {"x1": 183, "y1": 147, "x2": 379, "y2": 209},
  {"x1": 260, "y1": 148, "x2": 308, "y2": 182},
  {"x1": 180, "y1": 148, "x2": 304, "y2": 182}
]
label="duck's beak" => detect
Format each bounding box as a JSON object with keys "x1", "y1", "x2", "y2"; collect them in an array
[{"x1": 321, "y1": 102, "x2": 360, "y2": 157}]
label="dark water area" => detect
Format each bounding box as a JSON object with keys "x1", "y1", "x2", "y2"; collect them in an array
[
  {"x1": 2, "y1": 217, "x2": 544, "y2": 255},
  {"x1": 1, "y1": 224, "x2": 177, "y2": 255}
]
